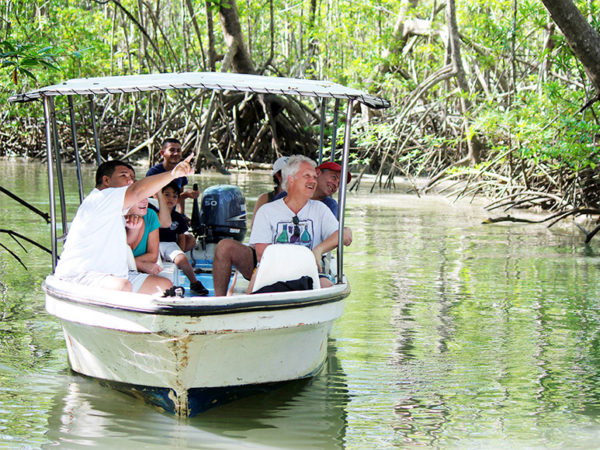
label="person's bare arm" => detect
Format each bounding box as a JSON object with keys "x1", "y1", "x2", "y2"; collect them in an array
[
  {"x1": 124, "y1": 154, "x2": 194, "y2": 210},
  {"x1": 125, "y1": 215, "x2": 143, "y2": 247},
  {"x1": 177, "y1": 233, "x2": 196, "y2": 252},
  {"x1": 155, "y1": 191, "x2": 172, "y2": 228},
  {"x1": 126, "y1": 225, "x2": 139, "y2": 247},
  {"x1": 135, "y1": 229, "x2": 160, "y2": 263},
  {"x1": 343, "y1": 227, "x2": 352, "y2": 246},
  {"x1": 134, "y1": 229, "x2": 162, "y2": 275},
  {"x1": 176, "y1": 233, "x2": 186, "y2": 250},
  {"x1": 251, "y1": 193, "x2": 269, "y2": 228},
  {"x1": 176, "y1": 196, "x2": 185, "y2": 215},
  {"x1": 312, "y1": 231, "x2": 340, "y2": 271},
  {"x1": 125, "y1": 214, "x2": 143, "y2": 231},
  {"x1": 177, "y1": 189, "x2": 200, "y2": 215},
  {"x1": 135, "y1": 260, "x2": 162, "y2": 275}
]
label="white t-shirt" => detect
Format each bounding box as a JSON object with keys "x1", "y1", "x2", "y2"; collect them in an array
[
  {"x1": 249, "y1": 198, "x2": 338, "y2": 249},
  {"x1": 54, "y1": 186, "x2": 130, "y2": 280}
]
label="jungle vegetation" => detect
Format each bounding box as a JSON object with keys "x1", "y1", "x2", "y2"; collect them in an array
[{"x1": 3, "y1": 0, "x2": 600, "y2": 230}]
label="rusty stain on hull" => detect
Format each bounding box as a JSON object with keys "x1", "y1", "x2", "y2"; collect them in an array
[{"x1": 167, "y1": 334, "x2": 193, "y2": 416}]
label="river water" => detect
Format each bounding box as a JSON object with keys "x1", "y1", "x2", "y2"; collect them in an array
[{"x1": 1, "y1": 159, "x2": 600, "y2": 448}]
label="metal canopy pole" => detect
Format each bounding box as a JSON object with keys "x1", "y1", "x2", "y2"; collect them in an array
[
  {"x1": 317, "y1": 98, "x2": 326, "y2": 165},
  {"x1": 68, "y1": 95, "x2": 84, "y2": 203},
  {"x1": 336, "y1": 100, "x2": 354, "y2": 283},
  {"x1": 330, "y1": 98, "x2": 340, "y2": 162},
  {"x1": 88, "y1": 95, "x2": 101, "y2": 165},
  {"x1": 50, "y1": 98, "x2": 68, "y2": 238},
  {"x1": 43, "y1": 97, "x2": 58, "y2": 270}
]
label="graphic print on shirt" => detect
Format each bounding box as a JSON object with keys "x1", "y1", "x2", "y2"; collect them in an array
[{"x1": 275, "y1": 218, "x2": 314, "y2": 248}]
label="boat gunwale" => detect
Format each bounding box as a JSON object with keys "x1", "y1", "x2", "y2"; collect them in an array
[{"x1": 43, "y1": 277, "x2": 350, "y2": 316}]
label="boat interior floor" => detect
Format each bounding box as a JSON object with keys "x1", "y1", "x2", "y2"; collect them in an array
[
  {"x1": 158, "y1": 250, "x2": 248, "y2": 298},
  {"x1": 159, "y1": 261, "x2": 248, "y2": 298}
]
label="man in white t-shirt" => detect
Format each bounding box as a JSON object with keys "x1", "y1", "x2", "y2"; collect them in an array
[
  {"x1": 249, "y1": 155, "x2": 339, "y2": 260},
  {"x1": 212, "y1": 155, "x2": 342, "y2": 295},
  {"x1": 54, "y1": 155, "x2": 194, "y2": 294}
]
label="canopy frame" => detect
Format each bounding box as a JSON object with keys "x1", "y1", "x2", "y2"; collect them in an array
[{"x1": 10, "y1": 72, "x2": 390, "y2": 285}]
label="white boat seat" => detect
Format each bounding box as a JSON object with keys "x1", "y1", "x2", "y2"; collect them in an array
[{"x1": 252, "y1": 244, "x2": 320, "y2": 293}]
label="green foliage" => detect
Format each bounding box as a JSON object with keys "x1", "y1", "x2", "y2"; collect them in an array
[
  {"x1": 0, "y1": 41, "x2": 60, "y2": 85},
  {"x1": 207, "y1": 0, "x2": 232, "y2": 12},
  {"x1": 472, "y1": 84, "x2": 600, "y2": 171},
  {"x1": 0, "y1": 2, "x2": 115, "y2": 93},
  {"x1": 1, "y1": 0, "x2": 600, "y2": 197}
]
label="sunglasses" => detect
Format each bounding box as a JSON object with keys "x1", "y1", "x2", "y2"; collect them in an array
[{"x1": 292, "y1": 215, "x2": 300, "y2": 238}]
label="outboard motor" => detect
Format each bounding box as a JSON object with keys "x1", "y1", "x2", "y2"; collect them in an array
[{"x1": 194, "y1": 184, "x2": 247, "y2": 244}]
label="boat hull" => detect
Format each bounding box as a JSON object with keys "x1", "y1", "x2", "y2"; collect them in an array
[{"x1": 44, "y1": 276, "x2": 348, "y2": 416}]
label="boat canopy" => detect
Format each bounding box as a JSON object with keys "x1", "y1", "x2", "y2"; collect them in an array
[
  {"x1": 8, "y1": 71, "x2": 390, "y2": 109},
  {"x1": 10, "y1": 71, "x2": 390, "y2": 278}
]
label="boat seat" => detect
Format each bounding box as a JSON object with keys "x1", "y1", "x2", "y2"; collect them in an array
[{"x1": 252, "y1": 244, "x2": 320, "y2": 293}]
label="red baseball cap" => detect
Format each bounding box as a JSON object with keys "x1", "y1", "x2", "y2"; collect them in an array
[{"x1": 316, "y1": 161, "x2": 352, "y2": 182}]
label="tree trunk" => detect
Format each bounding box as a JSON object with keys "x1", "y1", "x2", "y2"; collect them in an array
[
  {"x1": 446, "y1": 0, "x2": 483, "y2": 165},
  {"x1": 379, "y1": 0, "x2": 417, "y2": 74},
  {"x1": 538, "y1": 22, "x2": 556, "y2": 90},
  {"x1": 184, "y1": 0, "x2": 207, "y2": 70},
  {"x1": 372, "y1": 0, "x2": 437, "y2": 80},
  {"x1": 540, "y1": 0, "x2": 600, "y2": 92},
  {"x1": 206, "y1": 0, "x2": 216, "y2": 71},
  {"x1": 218, "y1": 0, "x2": 255, "y2": 74},
  {"x1": 306, "y1": 0, "x2": 318, "y2": 76}
]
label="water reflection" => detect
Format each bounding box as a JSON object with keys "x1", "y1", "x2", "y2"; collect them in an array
[
  {"x1": 369, "y1": 194, "x2": 600, "y2": 446},
  {"x1": 45, "y1": 374, "x2": 258, "y2": 449},
  {"x1": 44, "y1": 340, "x2": 348, "y2": 449}
]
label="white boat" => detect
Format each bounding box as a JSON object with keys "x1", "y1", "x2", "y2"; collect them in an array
[{"x1": 10, "y1": 72, "x2": 389, "y2": 416}]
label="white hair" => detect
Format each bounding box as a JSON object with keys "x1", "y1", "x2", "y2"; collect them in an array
[{"x1": 281, "y1": 155, "x2": 315, "y2": 191}]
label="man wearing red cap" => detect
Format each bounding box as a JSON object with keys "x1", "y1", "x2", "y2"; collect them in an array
[
  {"x1": 310, "y1": 161, "x2": 353, "y2": 264},
  {"x1": 273, "y1": 160, "x2": 351, "y2": 218},
  {"x1": 312, "y1": 161, "x2": 352, "y2": 218}
]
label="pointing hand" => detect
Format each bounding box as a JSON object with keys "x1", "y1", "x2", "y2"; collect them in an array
[{"x1": 171, "y1": 153, "x2": 195, "y2": 178}]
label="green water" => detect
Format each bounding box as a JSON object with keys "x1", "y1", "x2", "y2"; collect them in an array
[{"x1": 1, "y1": 159, "x2": 600, "y2": 448}]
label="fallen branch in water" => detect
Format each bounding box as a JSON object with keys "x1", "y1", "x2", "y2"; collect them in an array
[
  {"x1": 485, "y1": 190, "x2": 566, "y2": 212},
  {"x1": 0, "y1": 229, "x2": 52, "y2": 270},
  {"x1": 0, "y1": 242, "x2": 26, "y2": 269},
  {"x1": 0, "y1": 186, "x2": 52, "y2": 269},
  {"x1": 482, "y1": 215, "x2": 542, "y2": 224},
  {"x1": 0, "y1": 186, "x2": 50, "y2": 223},
  {"x1": 483, "y1": 208, "x2": 600, "y2": 242}
]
